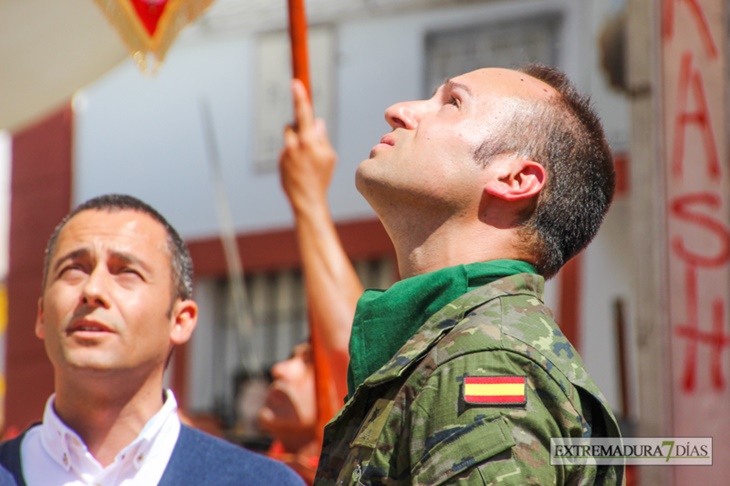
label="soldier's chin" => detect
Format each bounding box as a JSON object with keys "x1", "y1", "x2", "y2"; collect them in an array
[
  {"x1": 258, "y1": 414, "x2": 310, "y2": 437},
  {"x1": 256, "y1": 408, "x2": 278, "y2": 433}
]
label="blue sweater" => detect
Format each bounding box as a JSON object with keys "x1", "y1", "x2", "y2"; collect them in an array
[{"x1": 0, "y1": 424, "x2": 304, "y2": 486}]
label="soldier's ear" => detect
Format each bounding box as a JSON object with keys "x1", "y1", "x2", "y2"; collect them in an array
[{"x1": 484, "y1": 157, "x2": 545, "y2": 202}]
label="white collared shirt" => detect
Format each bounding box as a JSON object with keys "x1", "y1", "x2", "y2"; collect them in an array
[{"x1": 21, "y1": 389, "x2": 181, "y2": 486}]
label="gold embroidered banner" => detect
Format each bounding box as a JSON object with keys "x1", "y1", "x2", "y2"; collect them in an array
[{"x1": 92, "y1": 0, "x2": 214, "y2": 73}]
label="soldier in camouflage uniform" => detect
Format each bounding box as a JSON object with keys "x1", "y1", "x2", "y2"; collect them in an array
[
  {"x1": 316, "y1": 272, "x2": 622, "y2": 484},
  {"x1": 312, "y1": 64, "x2": 623, "y2": 484}
]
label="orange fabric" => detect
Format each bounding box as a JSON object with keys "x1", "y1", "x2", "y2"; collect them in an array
[
  {"x1": 91, "y1": 0, "x2": 214, "y2": 72},
  {"x1": 268, "y1": 440, "x2": 319, "y2": 485},
  {"x1": 309, "y1": 311, "x2": 341, "y2": 440}
]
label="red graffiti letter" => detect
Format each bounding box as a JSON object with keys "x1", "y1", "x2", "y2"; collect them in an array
[
  {"x1": 670, "y1": 192, "x2": 730, "y2": 267},
  {"x1": 662, "y1": 0, "x2": 718, "y2": 58},
  {"x1": 675, "y1": 265, "x2": 730, "y2": 392},
  {"x1": 671, "y1": 52, "x2": 720, "y2": 180}
]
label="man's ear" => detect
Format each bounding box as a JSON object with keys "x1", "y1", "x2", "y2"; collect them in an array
[
  {"x1": 484, "y1": 157, "x2": 545, "y2": 202},
  {"x1": 35, "y1": 298, "x2": 45, "y2": 339},
  {"x1": 170, "y1": 299, "x2": 198, "y2": 346}
]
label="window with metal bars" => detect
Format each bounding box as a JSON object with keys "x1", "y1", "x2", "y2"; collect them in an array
[
  {"x1": 191, "y1": 257, "x2": 396, "y2": 432},
  {"x1": 424, "y1": 13, "x2": 562, "y2": 96}
]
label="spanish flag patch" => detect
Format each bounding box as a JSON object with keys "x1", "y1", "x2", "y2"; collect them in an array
[{"x1": 463, "y1": 376, "x2": 527, "y2": 405}]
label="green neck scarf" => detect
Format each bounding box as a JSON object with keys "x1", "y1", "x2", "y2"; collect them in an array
[{"x1": 346, "y1": 259, "x2": 536, "y2": 399}]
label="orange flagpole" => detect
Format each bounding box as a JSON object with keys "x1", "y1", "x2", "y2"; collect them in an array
[{"x1": 286, "y1": 0, "x2": 339, "y2": 439}]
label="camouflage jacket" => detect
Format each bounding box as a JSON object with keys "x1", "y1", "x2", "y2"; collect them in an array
[{"x1": 314, "y1": 273, "x2": 624, "y2": 485}]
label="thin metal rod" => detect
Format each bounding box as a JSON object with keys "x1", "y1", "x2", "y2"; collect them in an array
[{"x1": 199, "y1": 98, "x2": 260, "y2": 374}]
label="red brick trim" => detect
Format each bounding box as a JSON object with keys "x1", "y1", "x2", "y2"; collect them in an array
[{"x1": 187, "y1": 218, "x2": 395, "y2": 277}]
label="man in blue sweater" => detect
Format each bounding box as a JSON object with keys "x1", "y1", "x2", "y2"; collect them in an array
[{"x1": 0, "y1": 194, "x2": 303, "y2": 486}]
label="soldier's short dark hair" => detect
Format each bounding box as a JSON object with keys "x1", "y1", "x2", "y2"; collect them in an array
[
  {"x1": 473, "y1": 63, "x2": 615, "y2": 279},
  {"x1": 42, "y1": 194, "x2": 194, "y2": 301}
]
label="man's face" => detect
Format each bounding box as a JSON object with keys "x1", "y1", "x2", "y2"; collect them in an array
[
  {"x1": 36, "y1": 209, "x2": 195, "y2": 379},
  {"x1": 356, "y1": 68, "x2": 555, "y2": 214},
  {"x1": 258, "y1": 343, "x2": 317, "y2": 438}
]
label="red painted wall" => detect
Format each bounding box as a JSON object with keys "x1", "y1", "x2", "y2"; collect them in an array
[
  {"x1": 187, "y1": 219, "x2": 395, "y2": 277},
  {"x1": 6, "y1": 106, "x2": 73, "y2": 432}
]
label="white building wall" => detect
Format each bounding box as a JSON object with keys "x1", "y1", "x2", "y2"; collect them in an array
[
  {"x1": 74, "y1": 0, "x2": 631, "y2": 414},
  {"x1": 73, "y1": 0, "x2": 590, "y2": 235}
]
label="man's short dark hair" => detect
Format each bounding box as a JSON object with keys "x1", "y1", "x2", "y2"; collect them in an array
[
  {"x1": 474, "y1": 63, "x2": 615, "y2": 279},
  {"x1": 42, "y1": 194, "x2": 194, "y2": 300}
]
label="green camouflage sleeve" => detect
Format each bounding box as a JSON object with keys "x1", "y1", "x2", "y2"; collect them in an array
[{"x1": 407, "y1": 349, "x2": 588, "y2": 485}]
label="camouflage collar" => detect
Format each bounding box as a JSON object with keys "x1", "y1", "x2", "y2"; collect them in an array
[{"x1": 356, "y1": 273, "x2": 544, "y2": 392}]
